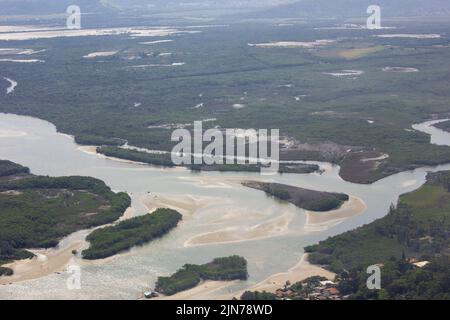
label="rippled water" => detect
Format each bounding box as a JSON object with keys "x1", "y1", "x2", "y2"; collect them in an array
[{"x1": 0, "y1": 113, "x2": 449, "y2": 299}]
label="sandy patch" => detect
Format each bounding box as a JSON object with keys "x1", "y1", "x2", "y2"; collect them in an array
[
  {"x1": 142, "y1": 193, "x2": 220, "y2": 218},
  {"x1": 0, "y1": 190, "x2": 23, "y2": 196},
  {"x1": 361, "y1": 153, "x2": 389, "y2": 162},
  {"x1": 178, "y1": 175, "x2": 246, "y2": 189},
  {"x1": 0, "y1": 48, "x2": 46, "y2": 56},
  {"x1": 0, "y1": 27, "x2": 198, "y2": 41},
  {"x1": 139, "y1": 40, "x2": 174, "y2": 45},
  {"x1": 83, "y1": 51, "x2": 118, "y2": 59},
  {"x1": 304, "y1": 196, "x2": 366, "y2": 232},
  {"x1": 375, "y1": 34, "x2": 440, "y2": 39},
  {"x1": 130, "y1": 62, "x2": 185, "y2": 68},
  {"x1": 324, "y1": 70, "x2": 364, "y2": 77},
  {"x1": 151, "y1": 255, "x2": 334, "y2": 300},
  {"x1": 0, "y1": 242, "x2": 82, "y2": 285},
  {"x1": 382, "y1": 67, "x2": 419, "y2": 73},
  {"x1": 77, "y1": 146, "x2": 148, "y2": 165},
  {"x1": 237, "y1": 254, "x2": 334, "y2": 296},
  {"x1": 249, "y1": 40, "x2": 335, "y2": 48},
  {"x1": 0, "y1": 129, "x2": 27, "y2": 138},
  {"x1": 184, "y1": 210, "x2": 294, "y2": 247},
  {"x1": 0, "y1": 59, "x2": 44, "y2": 63}
]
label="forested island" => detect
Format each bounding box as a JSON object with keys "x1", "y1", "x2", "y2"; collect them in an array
[
  {"x1": 97, "y1": 146, "x2": 319, "y2": 174},
  {"x1": 82, "y1": 208, "x2": 182, "y2": 260},
  {"x1": 155, "y1": 256, "x2": 248, "y2": 296},
  {"x1": 304, "y1": 171, "x2": 450, "y2": 299},
  {"x1": 242, "y1": 181, "x2": 349, "y2": 211},
  {"x1": 0, "y1": 160, "x2": 131, "y2": 276}
]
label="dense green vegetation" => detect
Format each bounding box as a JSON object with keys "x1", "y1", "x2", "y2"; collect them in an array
[
  {"x1": 2, "y1": 21, "x2": 450, "y2": 183},
  {"x1": 75, "y1": 135, "x2": 126, "y2": 146},
  {"x1": 0, "y1": 161, "x2": 131, "y2": 275},
  {"x1": 98, "y1": 146, "x2": 319, "y2": 174},
  {"x1": 305, "y1": 170, "x2": 450, "y2": 299},
  {"x1": 82, "y1": 209, "x2": 182, "y2": 260},
  {"x1": 98, "y1": 146, "x2": 175, "y2": 167},
  {"x1": 336, "y1": 256, "x2": 450, "y2": 300},
  {"x1": 0, "y1": 160, "x2": 30, "y2": 177},
  {"x1": 243, "y1": 181, "x2": 349, "y2": 211},
  {"x1": 155, "y1": 256, "x2": 248, "y2": 296}
]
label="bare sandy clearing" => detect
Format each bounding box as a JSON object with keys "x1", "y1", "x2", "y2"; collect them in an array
[
  {"x1": 249, "y1": 40, "x2": 335, "y2": 48},
  {"x1": 0, "y1": 59, "x2": 44, "y2": 63},
  {"x1": 382, "y1": 67, "x2": 419, "y2": 73},
  {"x1": 0, "y1": 27, "x2": 199, "y2": 41},
  {"x1": 324, "y1": 70, "x2": 364, "y2": 77},
  {"x1": 304, "y1": 196, "x2": 366, "y2": 232},
  {"x1": 184, "y1": 210, "x2": 295, "y2": 247},
  {"x1": 375, "y1": 34, "x2": 441, "y2": 39},
  {"x1": 83, "y1": 51, "x2": 118, "y2": 58}
]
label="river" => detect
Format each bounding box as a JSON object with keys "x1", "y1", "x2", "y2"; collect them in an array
[{"x1": 0, "y1": 113, "x2": 449, "y2": 299}]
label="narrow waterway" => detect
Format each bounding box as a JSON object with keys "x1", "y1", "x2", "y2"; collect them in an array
[{"x1": 0, "y1": 113, "x2": 449, "y2": 299}]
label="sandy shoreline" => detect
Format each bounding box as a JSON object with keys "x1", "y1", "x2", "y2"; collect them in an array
[
  {"x1": 240, "y1": 254, "x2": 335, "y2": 295},
  {"x1": 153, "y1": 280, "x2": 239, "y2": 300},
  {"x1": 152, "y1": 254, "x2": 334, "y2": 300},
  {"x1": 184, "y1": 211, "x2": 294, "y2": 247},
  {"x1": 304, "y1": 196, "x2": 366, "y2": 232},
  {"x1": 77, "y1": 145, "x2": 186, "y2": 172},
  {"x1": 0, "y1": 202, "x2": 136, "y2": 285},
  {"x1": 0, "y1": 242, "x2": 82, "y2": 285}
]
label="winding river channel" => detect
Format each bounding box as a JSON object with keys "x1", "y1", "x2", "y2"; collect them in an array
[{"x1": 0, "y1": 113, "x2": 450, "y2": 299}]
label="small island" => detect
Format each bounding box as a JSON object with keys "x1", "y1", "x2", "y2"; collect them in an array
[
  {"x1": 0, "y1": 160, "x2": 131, "y2": 276},
  {"x1": 96, "y1": 146, "x2": 319, "y2": 174},
  {"x1": 82, "y1": 208, "x2": 182, "y2": 260},
  {"x1": 242, "y1": 181, "x2": 349, "y2": 212},
  {"x1": 155, "y1": 256, "x2": 248, "y2": 296}
]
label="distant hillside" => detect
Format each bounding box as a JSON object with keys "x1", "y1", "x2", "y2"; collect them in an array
[
  {"x1": 254, "y1": 0, "x2": 450, "y2": 19},
  {"x1": 0, "y1": 0, "x2": 294, "y2": 15}
]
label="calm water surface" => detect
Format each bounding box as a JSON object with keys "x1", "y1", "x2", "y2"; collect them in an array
[{"x1": 0, "y1": 113, "x2": 449, "y2": 299}]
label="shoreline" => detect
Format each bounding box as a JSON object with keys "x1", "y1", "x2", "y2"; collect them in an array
[
  {"x1": 0, "y1": 241, "x2": 82, "y2": 285},
  {"x1": 242, "y1": 254, "x2": 335, "y2": 296},
  {"x1": 151, "y1": 254, "x2": 334, "y2": 300},
  {"x1": 0, "y1": 204, "x2": 136, "y2": 285},
  {"x1": 304, "y1": 196, "x2": 367, "y2": 232}
]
